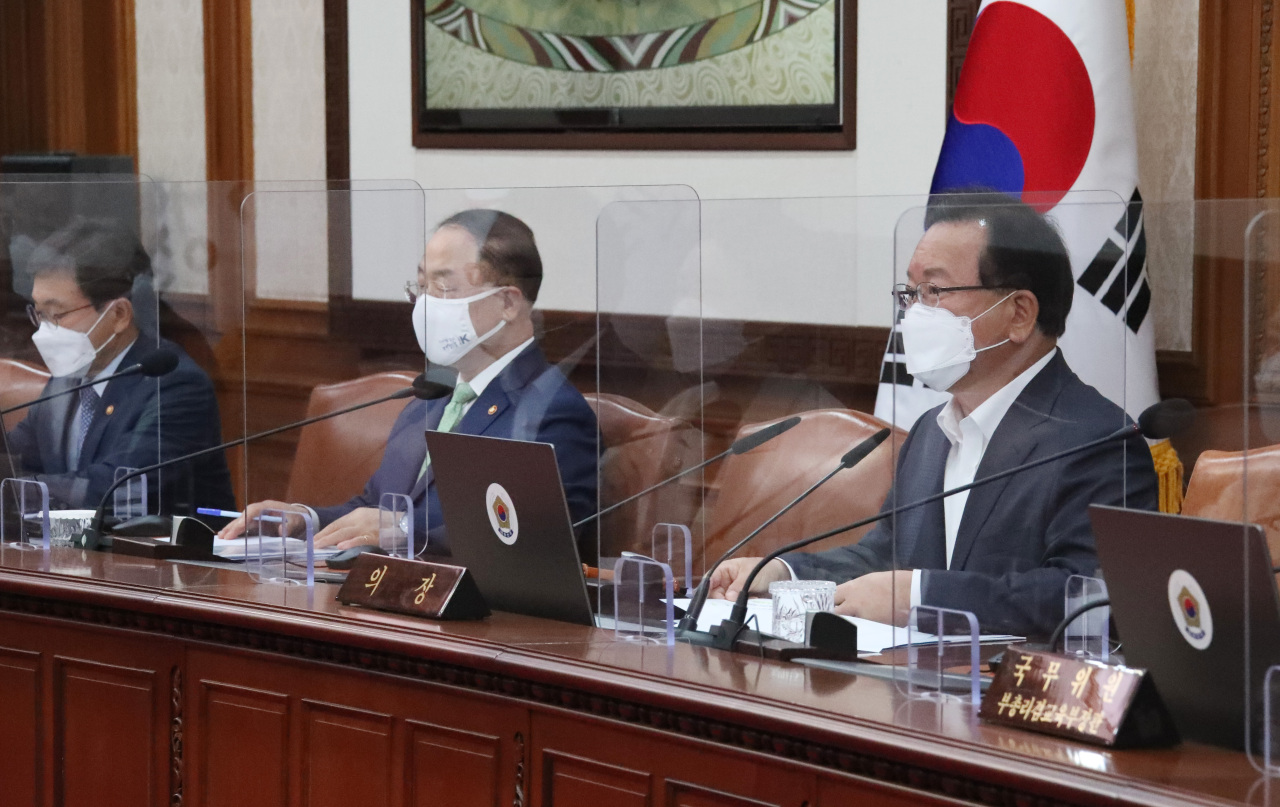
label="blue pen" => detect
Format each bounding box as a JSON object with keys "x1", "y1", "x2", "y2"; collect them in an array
[{"x1": 197, "y1": 508, "x2": 242, "y2": 518}]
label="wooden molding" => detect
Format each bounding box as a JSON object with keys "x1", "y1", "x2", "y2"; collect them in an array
[
  {"x1": 324, "y1": 0, "x2": 349, "y2": 182},
  {"x1": 203, "y1": 0, "x2": 254, "y2": 182},
  {"x1": 0, "y1": 581, "x2": 1122, "y2": 807},
  {"x1": 408, "y1": 0, "x2": 857, "y2": 151},
  {"x1": 0, "y1": 0, "x2": 50, "y2": 154}
]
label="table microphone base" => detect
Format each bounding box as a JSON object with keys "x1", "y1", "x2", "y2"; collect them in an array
[{"x1": 675, "y1": 619, "x2": 860, "y2": 662}]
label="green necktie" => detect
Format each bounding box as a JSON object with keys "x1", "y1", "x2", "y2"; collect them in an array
[{"x1": 418, "y1": 381, "x2": 477, "y2": 480}]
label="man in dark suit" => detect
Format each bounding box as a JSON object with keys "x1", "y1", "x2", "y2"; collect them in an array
[
  {"x1": 6, "y1": 219, "x2": 234, "y2": 514},
  {"x1": 709, "y1": 194, "x2": 1158, "y2": 638},
  {"x1": 221, "y1": 210, "x2": 598, "y2": 555}
]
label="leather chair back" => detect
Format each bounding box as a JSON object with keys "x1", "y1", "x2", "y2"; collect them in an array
[
  {"x1": 0, "y1": 359, "x2": 50, "y2": 431},
  {"x1": 285, "y1": 371, "x2": 418, "y2": 507},
  {"x1": 1182, "y1": 444, "x2": 1280, "y2": 562},
  {"x1": 585, "y1": 393, "x2": 701, "y2": 561},
  {"x1": 705, "y1": 409, "x2": 904, "y2": 565}
]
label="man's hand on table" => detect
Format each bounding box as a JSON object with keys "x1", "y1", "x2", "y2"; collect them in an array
[
  {"x1": 706, "y1": 557, "x2": 790, "y2": 600},
  {"x1": 311, "y1": 507, "x2": 384, "y2": 550},
  {"x1": 215, "y1": 500, "x2": 306, "y2": 541},
  {"x1": 833, "y1": 570, "x2": 914, "y2": 625}
]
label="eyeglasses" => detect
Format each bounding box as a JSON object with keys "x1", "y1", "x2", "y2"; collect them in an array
[
  {"x1": 403, "y1": 281, "x2": 423, "y2": 304},
  {"x1": 892, "y1": 282, "x2": 1013, "y2": 311},
  {"x1": 26, "y1": 301, "x2": 95, "y2": 328},
  {"x1": 404, "y1": 280, "x2": 504, "y2": 303}
]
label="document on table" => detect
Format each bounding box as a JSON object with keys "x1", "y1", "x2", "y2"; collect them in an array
[
  {"x1": 212, "y1": 536, "x2": 340, "y2": 561},
  {"x1": 674, "y1": 599, "x2": 1020, "y2": 655}
]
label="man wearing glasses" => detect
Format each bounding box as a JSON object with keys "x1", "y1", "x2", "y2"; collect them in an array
[
  {"x1": 7, "y1": 218, "x2": 234, "y2": 513},
  {"x1": 708, "y1": 193, "x2": 1158, "y2": 638},
  {"x1": 221, "y1": 210, "x2": 598, "y2": 558}
]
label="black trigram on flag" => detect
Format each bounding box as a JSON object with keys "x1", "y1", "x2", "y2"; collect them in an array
[
  {"x1": 1075, "y1": 189, "x2": 1150, "y2": 334},
  {"x1": 878, "y1": 308, "x2": 912, "y2": 387}
]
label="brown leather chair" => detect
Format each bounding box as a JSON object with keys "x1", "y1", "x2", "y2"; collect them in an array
[
  {"x1": 0, "y1": 358, "x2": 50, "y2": 431},
  {"x1": 285, "y1": 371, "x2": 418, "y2": 507},
  {"x1": 1182, "y1": 444, "x2": 1280, "y2": 562},
  {"x1": 704, "y1": 409, "x2": 904, "y2": 566},
  {"x1": 585, "y1": 393, "x2": 701, "y2": 561}
]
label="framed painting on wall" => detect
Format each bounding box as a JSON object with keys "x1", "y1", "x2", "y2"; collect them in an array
[{"x1": 411, "y1": 0, "x2": 856, "y2": 150}]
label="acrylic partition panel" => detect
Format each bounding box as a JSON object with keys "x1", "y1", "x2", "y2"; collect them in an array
[
  {"x1": 1239, "y1": 198, "x2": 1280, "y2": 771},
  {"x1": 243, "y1": 184, "x2": 695, "y2": 602},
  {"x1": 664, "y1": 194, "x2": 904, "y2": 639},
  {"x1": 239, "y1": 185, "x2": 428, "y2": 555},
  {"x1": 884, "y1": 191, "x2": 1137, "y2": 703},
  {"x1": 0, "y1": 175, "x2": 170, "y2": 541},
  {"x1": 593, "y1": 196, "x2": 702, "y2": 606},
  {"x1": 406, "y1": 186, "x2": 697, "y2": 613}
]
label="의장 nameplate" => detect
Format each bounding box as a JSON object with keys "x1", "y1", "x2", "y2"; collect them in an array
[
  {"x1": 979, "y1": 647, "x2": 1177, "y2": 748},
  {"x1": 337, "y1": 554, "x2": 490, "y2": 620}
]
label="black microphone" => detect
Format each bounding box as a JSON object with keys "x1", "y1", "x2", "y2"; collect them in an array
[
  {"x1": 77, "y1": 373, "x2": 450, "y2": 547},
  {"x1": 677, "y1": 427, "x2": 891, "y2": 633},
  {"x1": 0, "y1": 347, "x2": 181, "y2": 415},
  {"x1": 571, "y1": 415, "x2": 802, "y2": 530},
  {"x1": 0, "y1": 347, "x2": 182, "y2": 491},
  {"x1": 705, "y1": 398, "x2": 1193, "y2": 651}
]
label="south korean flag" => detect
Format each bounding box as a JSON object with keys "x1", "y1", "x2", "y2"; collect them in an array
[{"x1": 874, "y1": 0, "x2": 1160, "y2": 429}]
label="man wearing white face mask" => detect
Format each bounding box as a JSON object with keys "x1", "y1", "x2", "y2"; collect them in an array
[
  {"x1": 221, "y1": 210, "x2": 598, "y2": 557},
  {"x1": 6, "y1": 219, "x2": 234, "y2": 512},
  {"x1": 707, "y1": 193, "x2": 1158, "y2": 639}
]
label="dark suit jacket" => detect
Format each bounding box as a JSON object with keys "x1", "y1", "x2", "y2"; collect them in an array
[
  {"x1": 784, "y1": 351, "x2": 1158, "y2": 638},
  {"x1": 314, "y1": 343, "x2": 599, "y2": 557},
  {"x1": 6, "y1": 337, "x2": 235, "y2": 513}
]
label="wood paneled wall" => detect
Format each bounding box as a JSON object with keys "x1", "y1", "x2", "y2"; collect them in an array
[{"x1": 0, "y1": 0, "x2": 138, "y2": 160}]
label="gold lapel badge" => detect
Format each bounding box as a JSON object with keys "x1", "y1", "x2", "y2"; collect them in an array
[
  {"x1": 487, "y1": 405, "x2": 498, "y2": 415},
  {"x1": 105, "y1": 405, "x2": 115, "y2": 416}
]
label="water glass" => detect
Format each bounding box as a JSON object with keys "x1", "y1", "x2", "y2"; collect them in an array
[{"x1": 770, "y1": 579, "x2": 836, "y2": 643}]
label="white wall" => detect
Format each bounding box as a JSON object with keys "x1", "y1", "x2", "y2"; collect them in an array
[
  {"x1": 346, "y1": 0, "x2": 949, "y2": 327},
  {"x1": 252, "y1": 0, "x2": 329, "y2": 301},
  {"x1": 134, "y1": 0, "x2": 209, "y2": 294}
]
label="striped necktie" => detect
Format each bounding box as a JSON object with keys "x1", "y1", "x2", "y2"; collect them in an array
[{"x1": 71, "y1": 386, "x2": 99, "y2": 468}]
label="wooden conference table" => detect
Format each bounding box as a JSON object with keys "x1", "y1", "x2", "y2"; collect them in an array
[{"x1": 0, "y1": 546, "x2": 1269, "y2": 807}]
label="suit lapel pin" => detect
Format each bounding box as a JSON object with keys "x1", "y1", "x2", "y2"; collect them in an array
[
  {"x1": 487, "y1": 404, "x2": 498, "y2": 415},
  {"x1": 105, "y1": 405, "x2": 115, "y2": 416}
]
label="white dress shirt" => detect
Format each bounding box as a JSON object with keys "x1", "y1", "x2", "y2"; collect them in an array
[
  {"x1": 908, "y1": 348, "x2": 1057, "y2": 606},
  {"x1": 458, "y1": 336, "x2": 535, "y2": 416}
]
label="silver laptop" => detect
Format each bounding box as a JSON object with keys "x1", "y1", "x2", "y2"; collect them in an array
[
  {"x1": 426, "y1": 430, "x2": 594, "y2": 626},
  {"x1": 1090, "y1": 505, "x2": 1280, "y2": 751}
]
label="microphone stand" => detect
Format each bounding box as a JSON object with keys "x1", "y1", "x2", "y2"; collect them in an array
[
  {"x1": 678, "y1": 428, "x2": 891, "y2": 634},
  {"x1": 572, "y1": 415, "x2": 801, "y2": 531},
  {"x1": 0, "y1": 350, "x2": 179, "y2": 416},
  {"x1": 699, "y1": 422, "x2": 1143, "y2": 653},
  {"x1": 80, "y1": 384, "x2": 421, "y2": 548}
]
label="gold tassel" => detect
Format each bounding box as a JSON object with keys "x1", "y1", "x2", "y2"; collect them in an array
[{"x1": 1149, "y1": 439, "x2": 1184, "y2": 514}]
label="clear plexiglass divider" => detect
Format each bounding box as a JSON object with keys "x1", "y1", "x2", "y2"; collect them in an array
[
  {"x1": 243, "y1": 184, "x2": 698, "y2": 612},
  {"x1": 1241, "y1": 200, "x2": 1280, "y2": 772},
  {"x1": 884, "y1": 191, "x2": 1140, "y2": 709},
  {"x1": 594, "y1": 194, "x2": 702, "y2": 618},
  {"x1": 645, "y1": 194, "x2": 901, "y2": 643},
  {"x1": 0, "y1": 174, "x2": 168, "y2": 557},
  {"x1": 238, "y1": 184, "x2": 428, "y2": 566}
]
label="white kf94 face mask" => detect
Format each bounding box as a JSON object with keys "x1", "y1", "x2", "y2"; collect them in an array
[
  {"x1": 899, "y1": 291, "x2": 1015, "y2": 392},
  {"x1": 413, "y1": 287, "x2": 507, "y2": 367},
  {"x1": 30, "y1": 302, "x2": 118, "y2": 378}
]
